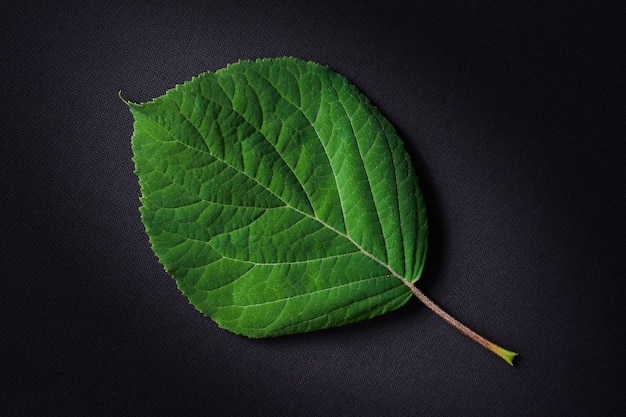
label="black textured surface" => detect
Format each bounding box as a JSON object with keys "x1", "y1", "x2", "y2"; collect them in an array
[{"x1": 2, "y1": 1, "x2": 625, "y2": 416}]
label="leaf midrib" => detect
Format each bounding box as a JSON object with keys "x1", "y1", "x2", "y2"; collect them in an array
[{"x1": 134, "y1": 90, "x2": 411, "y2": 293}]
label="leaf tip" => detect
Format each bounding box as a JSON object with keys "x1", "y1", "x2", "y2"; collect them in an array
[
  {"x1": 118, "y1": 91, "x2": 143, "y2": 112},
  {"x1": 118, "y1": 90, "x2": 130, "y2": 105}
]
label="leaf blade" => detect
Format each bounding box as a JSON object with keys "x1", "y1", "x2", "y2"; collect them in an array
[{"x1": 129, "y1": 57, "x2": 428, "y2": 337}]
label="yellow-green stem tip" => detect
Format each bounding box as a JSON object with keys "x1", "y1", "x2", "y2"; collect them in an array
[{"x1": 495, "y1": 346, "x2": 519, "y2": 366}]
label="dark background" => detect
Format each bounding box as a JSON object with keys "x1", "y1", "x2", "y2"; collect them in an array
[{"x1": 2, "y1": 1, "x2": 625, "y2": 416}]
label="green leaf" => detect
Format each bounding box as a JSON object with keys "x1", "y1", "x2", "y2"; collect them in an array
[{"x1": 125, "y1": 57, "x2": 517, "y2": 365}]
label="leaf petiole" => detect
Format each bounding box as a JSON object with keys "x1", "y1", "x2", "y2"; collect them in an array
[{"x1": 405, "y1": 281, "x2": 518, "y2": 366}]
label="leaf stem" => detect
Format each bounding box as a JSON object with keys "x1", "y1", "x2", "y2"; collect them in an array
[{"x1": 404, "y1": 281, "x2": 518, "y2": 366}]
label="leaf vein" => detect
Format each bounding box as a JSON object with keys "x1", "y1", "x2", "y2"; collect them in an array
[
  {"x1": 207, "y1": 73, "x2": 316, "y2": 214},
  {"x1": 135, "y1": 106, "x2": 289, "y2": 208},
  {"x1": 245, "y1": 66, "x2": 350, "y2": 235},
  {"x1": 330, "y1": 81, "x2": 390, "y2": 265}
]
